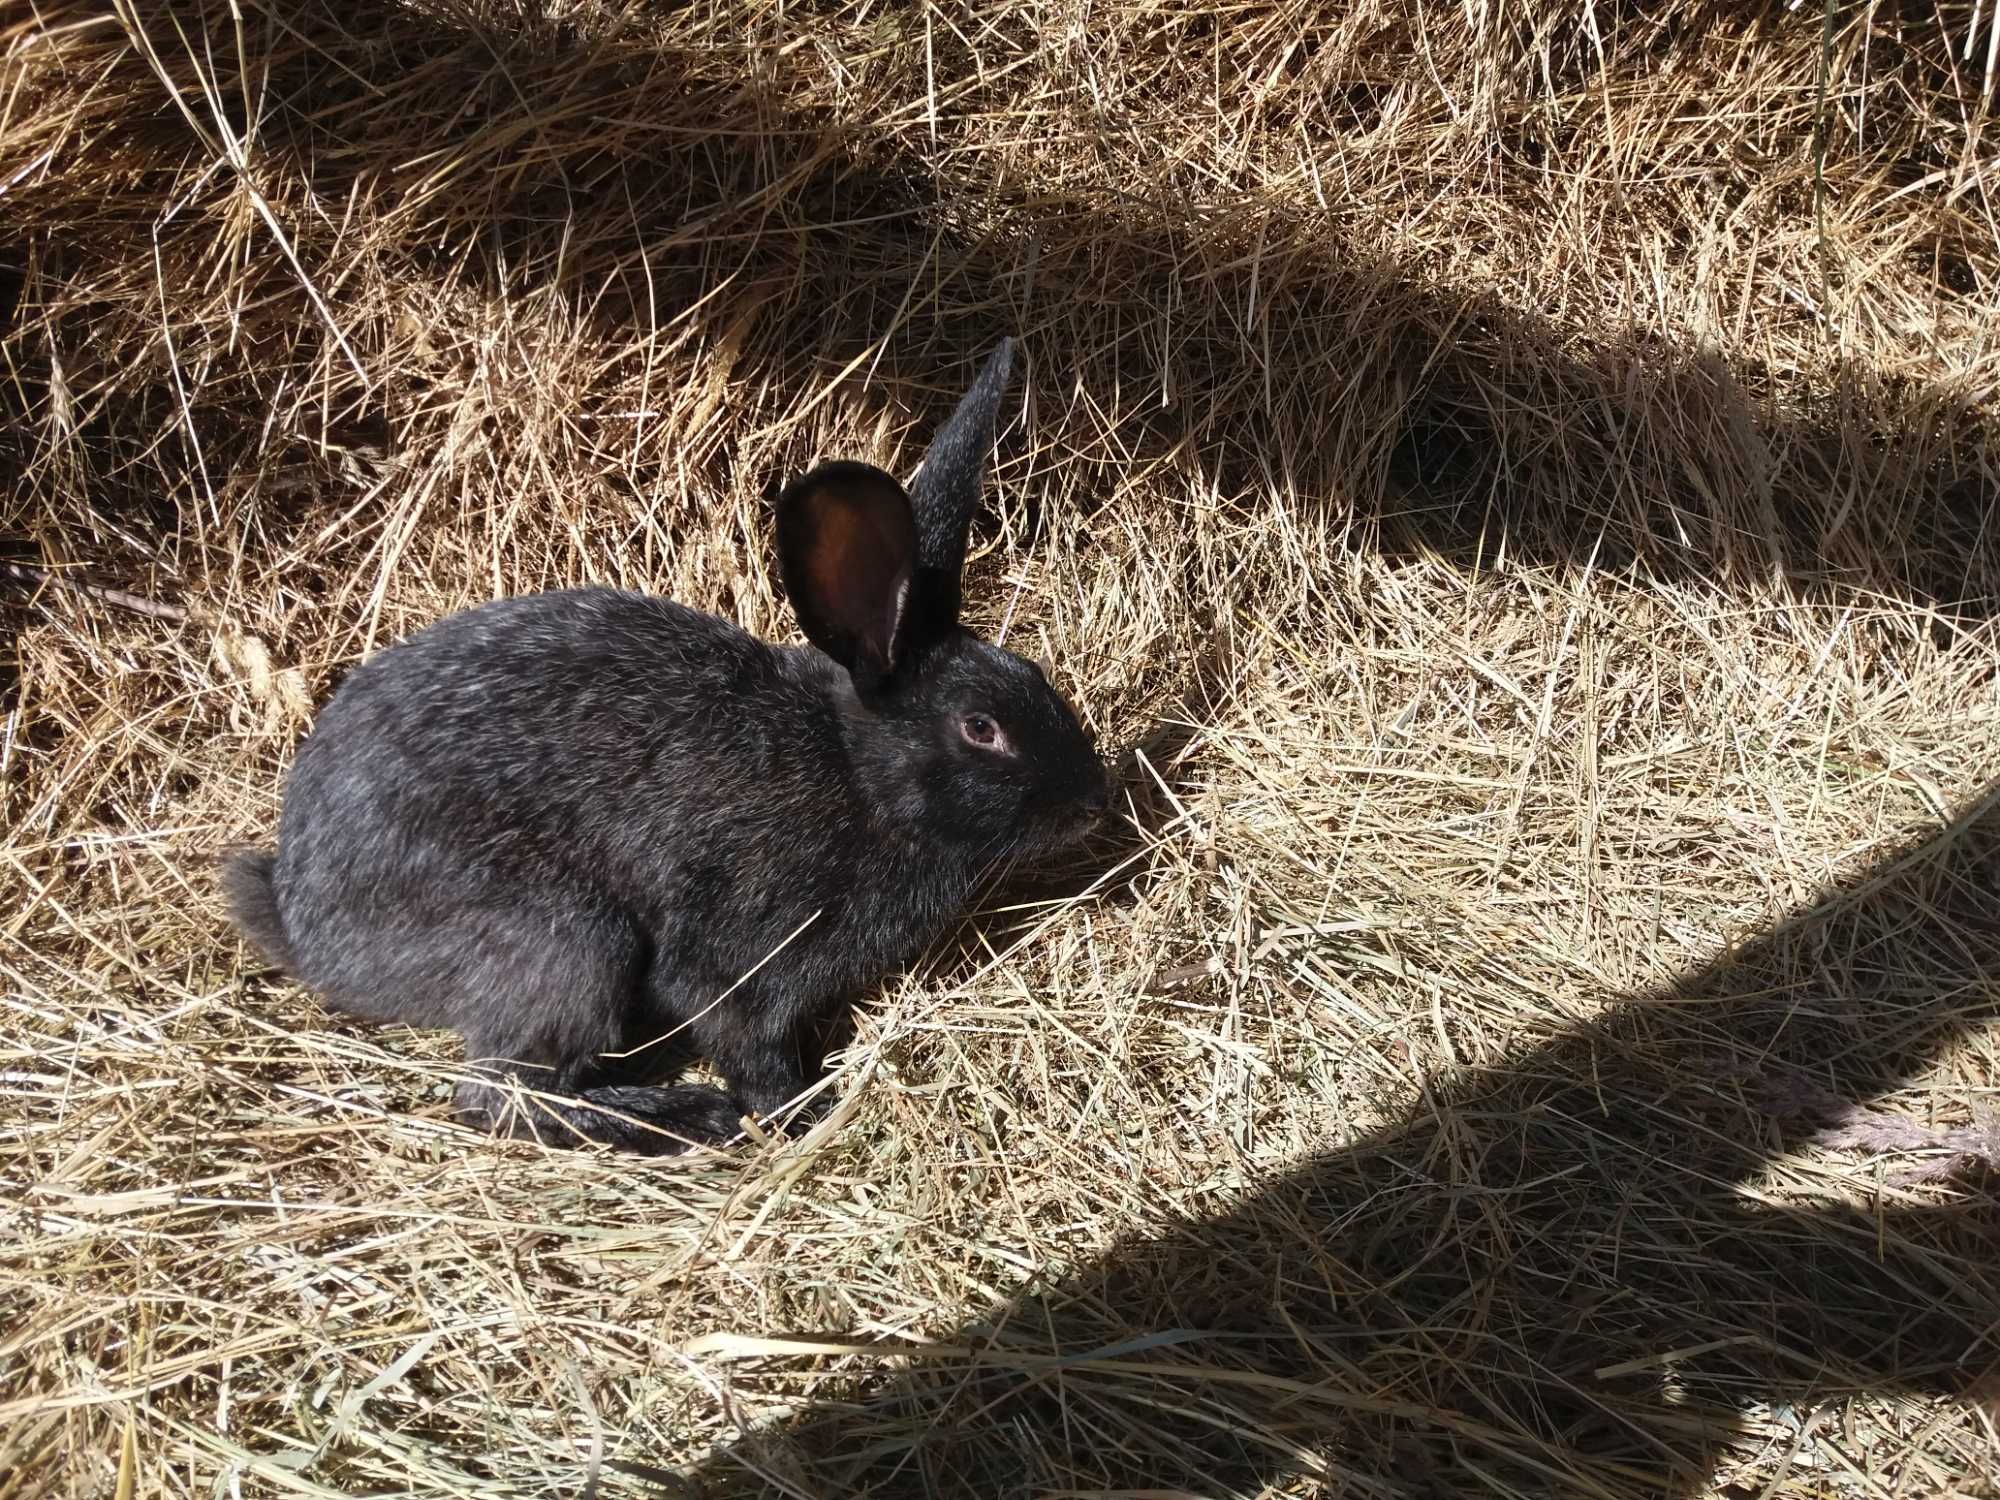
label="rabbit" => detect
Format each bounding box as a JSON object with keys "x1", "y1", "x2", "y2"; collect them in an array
[{"x1": 220, "y1": 339, "x2": 1109, "y2": 1155}]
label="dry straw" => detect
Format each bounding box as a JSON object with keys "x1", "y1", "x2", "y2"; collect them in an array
[{"x1": 4, "y1": 0, "x2": 1999, "y2": 1495}]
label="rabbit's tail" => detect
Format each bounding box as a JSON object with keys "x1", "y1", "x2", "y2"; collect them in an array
[
  {"x1": 456, "y1": 1077, "x2": 753, "y2": 1157},
  {"x1": 219, "y1": 848, "x2": 296, "y2": 971}
]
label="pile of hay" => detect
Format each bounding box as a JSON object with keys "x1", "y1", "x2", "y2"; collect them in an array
[{"x1": 5, "y1": 1, "x2": 1997, "y2": 1494}]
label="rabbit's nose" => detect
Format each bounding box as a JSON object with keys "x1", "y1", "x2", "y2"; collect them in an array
[{"x1": 1081, "y1": 787, "x2": 1109, "y2": 818}]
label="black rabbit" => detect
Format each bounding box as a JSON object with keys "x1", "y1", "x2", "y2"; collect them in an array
[{"x1": 221, "y1": 341, "x2": 1108, "y2": 1154}]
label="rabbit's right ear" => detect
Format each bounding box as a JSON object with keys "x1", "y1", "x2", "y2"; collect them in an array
[
  {"x1": 775, "y1": 460, "x2": 918, "y2": 691},
  {"x1": 906, "y1": 339, "x2": 1015, "y2": 635}
]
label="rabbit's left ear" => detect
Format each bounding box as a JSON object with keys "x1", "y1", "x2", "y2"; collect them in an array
[
  {"x1": 905, "y1": 338, "x2": 1015, "y2": 634},
  {"x1": 776, "y1": 461, "x2": 918, "y2": 691}
]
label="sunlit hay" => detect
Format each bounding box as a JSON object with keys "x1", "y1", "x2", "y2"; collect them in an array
[{"x1": 4, "y1": 1, "x2": 1998, "y2": 1495}]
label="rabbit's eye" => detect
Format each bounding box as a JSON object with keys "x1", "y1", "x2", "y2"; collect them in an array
[{"x1": 960, "y1": 713, "x2": 1002, "y2": 749}]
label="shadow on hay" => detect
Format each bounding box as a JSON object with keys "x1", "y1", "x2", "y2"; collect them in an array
[
  {"x1": 7, "y1": 0, "x2": 1996, "y2": 634},
  {"x1": 674, "y1": 785, "x2": 2000, "y2": 1498}
]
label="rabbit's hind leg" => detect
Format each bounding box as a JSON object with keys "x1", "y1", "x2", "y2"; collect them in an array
[
  {"x1": 446, "y1": 919, "x2": 754, "y2": 1155},
  {"x1": 458, "y1": 1070, "x2": 748, "y2": 1156},
  {"x1": 682, "y1": 989, "x2": 832, "y2": 1137},
  {"x1": 420, "y1": 900, "x2": 650, "y2": 1152}
]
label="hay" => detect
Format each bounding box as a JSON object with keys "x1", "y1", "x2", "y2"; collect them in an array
[{"x1": 4, "y1": 0, "x2": 1999, "y2": 1494}]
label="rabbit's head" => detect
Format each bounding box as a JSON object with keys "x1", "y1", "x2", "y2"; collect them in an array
[{"x1": 777, "y1": 341, "x2": 1108, "y2": 860}]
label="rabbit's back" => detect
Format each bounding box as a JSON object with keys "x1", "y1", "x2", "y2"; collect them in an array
[
  {"x1": 326, "y1": 584, "x2": 774, "y2": 731},
  {"x1": 284, "y1": 589, "x2": 832, "y2": 847}
]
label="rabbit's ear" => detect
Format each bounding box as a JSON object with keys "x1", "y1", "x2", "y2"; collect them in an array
[
  {"x1": 906, "y1": 338, "x2": 1015, "y2": 631},
  {"x1": 776, "y1": 461, "x2": 918, "y2": 688}
]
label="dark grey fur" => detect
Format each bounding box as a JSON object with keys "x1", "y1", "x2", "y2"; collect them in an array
[{"x1": 222, "y1": 341, "x2": 1108, "y2": 1154}]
